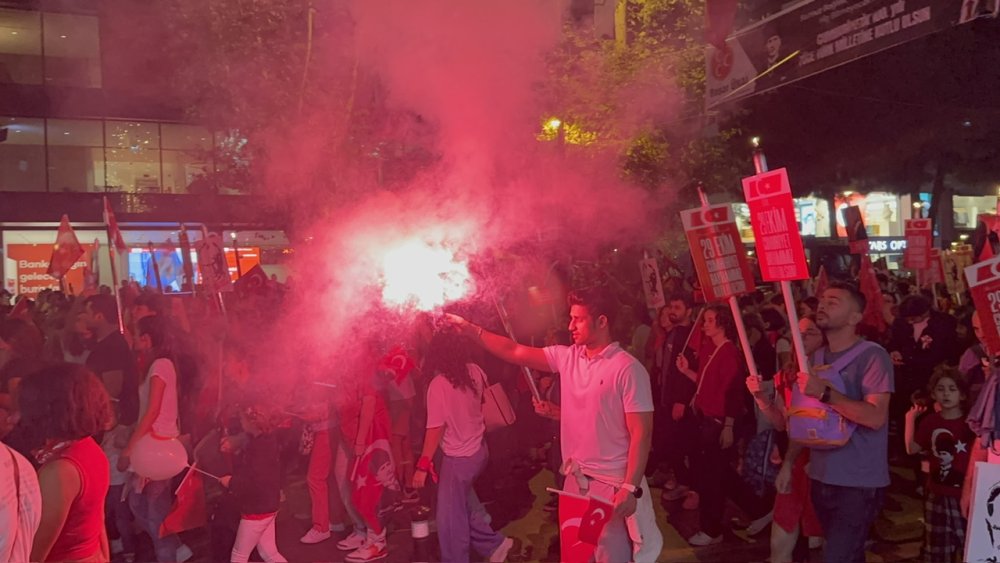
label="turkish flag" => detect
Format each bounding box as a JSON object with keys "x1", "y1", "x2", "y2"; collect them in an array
[
  {"x1": 160, "y1": 465, "x2": 206, "y2": 538},
  {"x1": 858, "y1": 255, "x2": 887, "y2": 336},
  {"x1": 103, "y1": 196, "x2": 128, "y2": 252},
  {"x1": 47, "y1": 215, "x2": 84, "y2": 280},
  {"x1": 378, "y1": 345, "x2": 416, "y2": 385},
  {"x1": 578, "y1": 497, "x2": 614, "y2": 545},
  {"x1": 705, "y1": 0, "x2": 739, "y2": 49},
  {"x1": 559, "y1": 493, "x2": 598, "y2": 563}
]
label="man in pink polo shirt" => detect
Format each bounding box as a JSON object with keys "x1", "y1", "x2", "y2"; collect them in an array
[{"x1": 448, "y1": 287, "x2": 661, "y2": 561}]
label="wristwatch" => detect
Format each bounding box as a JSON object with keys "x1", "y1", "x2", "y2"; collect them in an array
[
  {"x1": 819, "y1": 385, "x2": 832, "y2": 404},
  {"x1": 621, "y1": 483, "x2": 643, "y2": 499}
]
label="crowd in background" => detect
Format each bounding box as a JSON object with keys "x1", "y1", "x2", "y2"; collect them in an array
[{"x1": 0, "y1": 250, "x2": 990, "y2": 562}]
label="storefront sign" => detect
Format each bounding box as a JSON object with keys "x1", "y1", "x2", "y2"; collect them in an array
[
  {"x1": 681, "y1": 204, "x2": 755, "y2": 303},
  {"x1": 868, "y1": 237, "x2": 908, "y2": 253},
  {"x1": 742, "y1": 168, "x2": 809, "y2": 281},
  {"x1": 6, "y1": 243, "x2": 94, "y2": 296},
  {"x1": 706, "y1": 0, "x2": 969, "y2": 108},
  {"x1": 904, "y1": 218, "x2": 932, "y2": 269},
  {"x1": 966, "y1": 255, "x2": 1000, "y2": 354}
]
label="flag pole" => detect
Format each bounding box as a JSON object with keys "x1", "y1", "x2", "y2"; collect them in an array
[
  {"x1": 102, "y1": 196, "x2": 126, "y2": 335},
  {"x1": 148, "y1": 242, "x2": 164, "y2": 293},
  {"x1": 751, "y1": 150, "x2": 809, "y2": 372},
  {"x1": 493, "y1": 294, "x2": 543, "y2": 402}
]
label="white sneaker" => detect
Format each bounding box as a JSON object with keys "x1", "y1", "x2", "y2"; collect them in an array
[
  {"x1": 808, "y1": 536, "x2": 824, "y2": 549},
  {"x1": 490, "y1": 537, "x2": 515, "y2": 562},
  {"x1": 688, "y1": 531, "x2": 723, "y2": 546},
  {"x1": 337, "y1": 529, "x2": 367, "y2": 551},
  {"x1": 745, "y1": 510, "x2": 773, "y2": 536},
  {"x1": 300, "y1": 527, "x2": 332, "y2": 544},
  {"x1": 176, "y1": 544, "x2": 194, "y2": 562},
  {"x1": 345, "y1": 540, "x2": 387, "y2": 562}
]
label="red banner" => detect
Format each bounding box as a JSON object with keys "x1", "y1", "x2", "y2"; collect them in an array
[
  {"x1": 741, "y1": 169, "x2": 809, "y2": 281},
  {"x1": 681, "y1": 204, "x2": 754, "y2": 303},
  {"x1": 966, "y1": 256, "x2": 1000, "y2": 354},
  {"x1": 904, "y1": 218, "x2": 933, "y2": 270},
  {"x1": 927, "y1": 248, "x2": 944, "y2": 286}
]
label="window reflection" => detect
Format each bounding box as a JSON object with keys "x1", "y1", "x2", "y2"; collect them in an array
[
  {"x1": 42, "y1": 12, "x2": 101, "y2": 87},
  {"x1": 0, "y1": 9, "x2": 43, "y2": 85},
  {"x1": 0, "y1": 116, "x2": 45, "y2": 191},
  {"x1": 47, "y1": 119, "x2": 105, "y2": 192}
]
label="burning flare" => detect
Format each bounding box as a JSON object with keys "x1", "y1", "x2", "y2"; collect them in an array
[{"x1": 380, "y1": 239, "x2": 473, "y2": 311}]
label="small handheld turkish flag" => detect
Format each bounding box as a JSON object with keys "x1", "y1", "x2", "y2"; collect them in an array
[
  {"x1": 160, "y1": 465, "x2": 206, "y2": 538},
  {"x1": 578, "y1": 496, "x2": 614, "y2": 545},
  {"x1": 47, "y1": 215, "x2": 84, "y2": 280}
]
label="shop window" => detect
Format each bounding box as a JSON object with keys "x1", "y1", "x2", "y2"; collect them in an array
[
  {"x1": 42, "y1": 12, "x2": 101, "y2": 88},
  {"x1": 105, "y1": 120, "x2": 160, "y2": 193},
  {"x1": 161, "y1": 124, "x2": 212, "y2": 194},
  {"x1": 47, "y1": 119, "x2": 105, "y2": 192},
  {"x1": 0, "y1": 9, "x2": 43, "y2": 85},
  {"x1": 0, "y1": 116, "x2": 45, "y2": 191}
]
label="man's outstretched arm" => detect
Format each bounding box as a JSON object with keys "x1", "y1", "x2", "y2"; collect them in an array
[{"x1": 446, "y1": 314, "x2": 553, "y2": 372}]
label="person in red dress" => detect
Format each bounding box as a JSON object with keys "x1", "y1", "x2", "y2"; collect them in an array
[{"x1": 9, "y1": 363, "x2": 112, "y2": 562}]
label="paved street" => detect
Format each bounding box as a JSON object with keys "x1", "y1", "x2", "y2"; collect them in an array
[{"x1": 155, "y1": 458, "x2": 924, "y2": 562}]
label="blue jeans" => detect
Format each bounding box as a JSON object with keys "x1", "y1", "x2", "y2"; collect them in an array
[
  {"x1": 128, "y1": 478, "x2": 182, "y2": 562},
  {"x1": 437, "y1": 443, "x2": 505, "y2": 562},
  {"x1": 106, "y1": 484, "x2": 136, "y2": 554},
  {"x1": 810, "y1": 481, "x2": 884, "y2": 563}
]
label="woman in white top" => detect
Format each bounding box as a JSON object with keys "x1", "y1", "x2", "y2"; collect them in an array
[
  {"x1": 118, "y1": 315, "x2": 184, "y2": 562},
  {"x1": 411, "y1": 332, "x2": 513, "y2": 563},
  {"x1": 0, "y1": 443, "x2": 41, "y2": 563}
]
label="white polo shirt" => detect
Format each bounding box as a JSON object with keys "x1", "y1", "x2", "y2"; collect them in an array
[{"x1": 543, "y1": 342, "x2": 654, "y2": 480}]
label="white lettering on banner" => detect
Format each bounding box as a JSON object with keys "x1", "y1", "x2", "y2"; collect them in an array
[
  {"x1": 758, "y1": 208, "x2": 789, "y2": 236},
  {"x1": 700, "y1": 234, "x2": 737, "y2": 260}
]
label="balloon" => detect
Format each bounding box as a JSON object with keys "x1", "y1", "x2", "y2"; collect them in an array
[{"x1": 130, "y1": 434, "x2": 188, "y2": 481}]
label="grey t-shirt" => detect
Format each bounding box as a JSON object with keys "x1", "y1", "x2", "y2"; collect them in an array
[{"x1": 807, "y1": 340, "x2": 895, "y2": 488}]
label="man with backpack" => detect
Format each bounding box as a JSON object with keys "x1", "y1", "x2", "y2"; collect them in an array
[{"x1": 797, "y1": 282, "x2": 894, "y2": 563}]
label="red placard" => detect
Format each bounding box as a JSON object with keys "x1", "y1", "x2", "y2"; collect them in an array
[
  {"x1": 966, "y1": 256, "x2": 1000, "y2": 354},
  {"x1": 741, "y1": 169, "x2": 809, "y2": 281},
  {"x1": 904, "y1": 218, "x2": 932, "y2": 270},
  {"x1": 927, "y1": 248, "x2": 944, "y2": 285},
  {"x1": 681, "y1": 204, "x2": 755, "y2": 303}
]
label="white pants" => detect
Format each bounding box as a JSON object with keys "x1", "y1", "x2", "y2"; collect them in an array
[{"x1": 231, "y1": 514, "x2": 286, "y2": 563}]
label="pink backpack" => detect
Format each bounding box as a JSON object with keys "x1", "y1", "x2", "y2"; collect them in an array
[{"x1": 788, "y1": 341, "x2": 876, "y2": 449}]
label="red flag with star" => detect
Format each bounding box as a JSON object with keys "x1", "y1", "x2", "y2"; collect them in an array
[
  {"x1": 103, "y1": 196, "x2": 127, "y2": 252},
  {"x1": 47, "y1": 215, "x2": 84, "y2": 280},
  {"x1": 557, "y1": 490, "x2": 613, "y2": 562}
]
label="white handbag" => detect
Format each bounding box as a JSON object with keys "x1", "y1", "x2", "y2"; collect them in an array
[{"x1": 470, "y1": 364, "x2": 516, "y2": 432}]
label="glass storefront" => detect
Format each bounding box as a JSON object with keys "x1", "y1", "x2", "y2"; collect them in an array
[{"x1": 1, "y1": 117, "x2": 218, "y2": 193}]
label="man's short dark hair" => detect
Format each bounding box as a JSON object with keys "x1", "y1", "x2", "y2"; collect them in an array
[
  {"x1": 667, "y1": 292, "x2": 693, "y2": 310},
  {"x1": 84, "y1": 294, "x2": 119, "y2": 324},
  {"x1": 899, "y1": 294, "x2": 931, "y2": 319},
  {"x1": 134, "y1": 292, "x2": 166, "y2": 316},
  {"x1": 567, "y1": 286, "x2": 617, "y2": 328},
  {"x1": 825, "y1": 281, "x2": 866, "y2": 314}
]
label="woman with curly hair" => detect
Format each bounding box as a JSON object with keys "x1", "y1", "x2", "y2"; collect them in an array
[
  {"x1": 411, "y1": 331, "x2": 513, "y2": 563},
  {"x1": 10, "y1": 362, "x2": 112, "y2": 562}
]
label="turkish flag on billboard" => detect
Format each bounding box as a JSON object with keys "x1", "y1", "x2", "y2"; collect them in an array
[
  {"x1": 841, "y1": 205, "x2": 869, "y2": 255},
  {"x1": 681, "y1": 204, "x2": 755, "y2": 303},
  {"x1": 966, "y1": 255, "x2": 1000, "y2": 354},
  {"x1": 159, "y1": 465, "x2": 207, "y2": 538},
  {"x1": 47, "y1": 215, "x2": 85, "y2": 280},
  {"x1": 557, "y1": 491, "x2": 614, "y2": 562},
  {"x1": 741, "y1": 169, "x2": 809, "y2": 281},
  {"x1": 904, "y1": 218, "x2": 933, "y2": 270}
]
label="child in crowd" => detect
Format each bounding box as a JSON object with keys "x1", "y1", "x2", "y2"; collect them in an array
[
  {"x1": 904, "y1": 366, "x2": 973, "y2": 562},
  {"x1": 220, "y1": 404, "x2": 287, "y2": 563}
]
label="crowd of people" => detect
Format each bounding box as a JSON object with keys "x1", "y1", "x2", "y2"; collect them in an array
[{"x1": 0, "y1": 255, "x2": 993, "y2": 563}]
